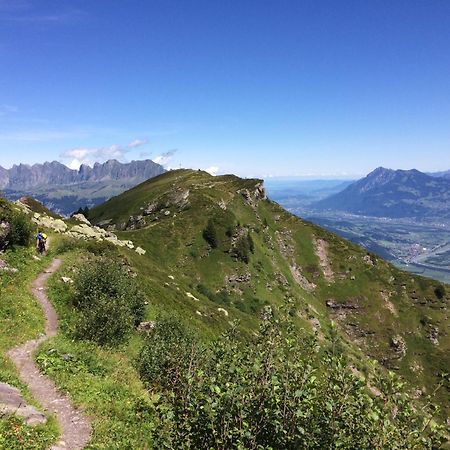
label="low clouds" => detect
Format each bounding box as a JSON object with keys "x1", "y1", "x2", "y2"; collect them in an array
[
  {"x1": 128, "y1": 139, "x2": 148, "y2": 148},
  {"x1": 153, "y1": 149, "x2": 178, "y2": 166},
  {"x1": 204, "y1": 166, "x2": 219, "y2": 175},
  {"x1": 61, "y1": 139, "x2": 148, "y2": 170}
]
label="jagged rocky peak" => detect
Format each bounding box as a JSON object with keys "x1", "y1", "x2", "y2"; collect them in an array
[{"x1": 0, "y1": 159, "x2": 165, "y2": 190}]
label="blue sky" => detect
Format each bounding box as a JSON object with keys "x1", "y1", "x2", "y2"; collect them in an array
[{"x1": 1, "y1": 0, "x2": 450, "y2": 177}]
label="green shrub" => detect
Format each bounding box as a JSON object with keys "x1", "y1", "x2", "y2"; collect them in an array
[
  {"x1": 232, "y1": 231, "x2": 254, "y2": 263},
  {"x1": 138, "y1": 316, "x2": 199, "y2": 394},
  {"x1": 434, "y1": 284, "x2": 446, "y2": 300},
  {"x1": 0, "y1": 202, "x2": 34, "y2": 249},
  {"x1": 71, "y1": 257, "x2": 146, "y2": 345},
  {"x1": 202, "y1": 219, "x2": 219, "y2": 248},
  {"x1": 139, "y1": 310, "x2": 448, "y2": 449}
]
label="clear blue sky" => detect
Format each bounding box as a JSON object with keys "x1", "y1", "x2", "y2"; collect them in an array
[{"x1": 1, "y1": 0, "x2": 450, "y2": 177}]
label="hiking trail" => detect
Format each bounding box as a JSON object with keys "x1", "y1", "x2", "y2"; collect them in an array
[{"x1": 7, "y1": 257, "x2": 92, "y2": 450}]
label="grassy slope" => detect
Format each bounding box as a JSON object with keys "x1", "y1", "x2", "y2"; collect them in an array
[
  {"x1": 0, "y1": 246, "x2": 59, "y2": 449},
  {"x1": 89, "y1": 169, "x2": 450, "y2": 414}
]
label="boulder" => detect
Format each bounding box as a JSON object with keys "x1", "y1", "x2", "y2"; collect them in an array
[
  {"x1": 391, "y1": 335, "x2": 407, "y2": 357},
  {"x1": 72, "y1": 214, "x2": 91, "y2": 225},
  {"x1": 32, "y1": 215, "x2": 67, "y2": 233},
  {"x1": 124, "y1": 240, "x2": 135, "y2": 249},
  {"x1": 137, "y1": 321, "x2": 155, "y2": 333},
  {"x1": 217, "y1": 307, "x2": 229, "y2": 317},
  {"x1": 143, "y1": 203, "x2": 158, "y2": 215},
  {"x1": 135, "y1": 247, "x2": 146, "y2": 255},
  {"x1": 70, "y1": 224, "x2": 102, "y2": 239}
]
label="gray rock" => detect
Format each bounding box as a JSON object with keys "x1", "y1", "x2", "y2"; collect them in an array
[
  {"x1": 0, "y1": 382, "x2": 47, "y2": 426},
  {"x1": 72, "y1": 213, "x2": 91, "y2": 225},
  {"x1": 391, "y1": 335, "x2": 407, "y2": 357},
  {"x1": 137, "y1": 321, "x2": 155, "y2": 332}
]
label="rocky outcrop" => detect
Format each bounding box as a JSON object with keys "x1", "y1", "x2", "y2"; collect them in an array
[
  {"x1": 326, "y1": 299, "x2": 360, "y2": 310},
  {"x1": 72, "y1": 213, "x2": 91, "y2": 225},
  {"x1": 12, "y1": 199, "x2": 146, "y2": 255},
  {"x1": 0, "y1": 382, "x2": 47, "y2": 426},
  {"x1": 0, "y1": 259, "x2": 18, "y2": 273},
  {"x1": 217, "y1": 307, "x2": 229, "y2": 317},
  {"x1": 428, "y1": 326, "x2": 439, "y2": 345},
  {"x1": 13, "y1": 200, "x2": 68, "y2": 233},
  {"x1": 67, "y1": 223, "x2": 138, "y2": 251},
  {"x1": 238, "y1": 182, "x2": 266, "y2": 207},
  {"x1": 390, "y1": 335, "x2": 407, "y2": 358},
  {"x1": 227, "y1": 272, "x2": 251, "y2": 283},
  {"x1": 33, "y1": 213, "x2": 68, "y2": 233}
]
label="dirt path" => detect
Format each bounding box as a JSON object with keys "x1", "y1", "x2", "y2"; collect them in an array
[{"x1": 7, "y1": 258, "x2": 92, "y2": 450}]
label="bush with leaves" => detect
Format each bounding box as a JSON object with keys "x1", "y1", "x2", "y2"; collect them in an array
[
  {"x1": 232, "y1": 231, "x2": 254, "y2": 263},
  {"x1": 72, "y1": 257, "x2": 146, "y2": 345},
  {"x1": 0, "y1": 200, "x2": 34, "y2": 249},
  {"x1": 139, "y1": 309, "x2": 448, "y2": 449},
  {"x1": 434, "y1": 284, "x2": 446, "y2": 300},
  {"x1": 138, "y1": 316, "x2": 199, "y2": 395}
]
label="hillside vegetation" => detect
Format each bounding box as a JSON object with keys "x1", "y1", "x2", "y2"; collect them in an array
[
  {"x1": 89, "y1": 169, "x2": 450, "y2": 415},
  {"x1": 1, "y1": 171, "x2": 449, "y2": 448}
]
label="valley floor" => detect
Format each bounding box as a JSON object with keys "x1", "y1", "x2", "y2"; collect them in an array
[{"x1": 295, "y1": 209, "x2": 450, "y2": 284}]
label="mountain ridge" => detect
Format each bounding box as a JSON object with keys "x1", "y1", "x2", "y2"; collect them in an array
[
  {"x1": 0, "y1": 159, "x2": 165, "y2": 215},
  {"x1": 313, "y1": 167, "x2": 450, "y2": 219},
  {"x1": 0, "y1": 159, "x2": 165, "y2": 189}
]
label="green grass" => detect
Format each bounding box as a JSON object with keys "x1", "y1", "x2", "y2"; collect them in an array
[{"x1": 0, "y1": 246, "x2": 59, "y2": 449}]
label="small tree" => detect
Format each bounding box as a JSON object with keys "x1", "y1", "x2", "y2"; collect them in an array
[
  {"x1": 203, "y1": 219, "x2": 219, "y2": 248},
  {"x1": 434, "y1": 284, "x2": 446, "y2": 300}
]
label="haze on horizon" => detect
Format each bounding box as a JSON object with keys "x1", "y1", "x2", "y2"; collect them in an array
[{"x1": 1, "y1": 0, "x2": 450, "y2": 178}]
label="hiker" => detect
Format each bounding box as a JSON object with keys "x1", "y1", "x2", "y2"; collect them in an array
[{"x1": 36, "y1": 231, "x2": 47, "y2": 254}]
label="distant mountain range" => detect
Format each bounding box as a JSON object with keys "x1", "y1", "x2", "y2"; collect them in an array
[
  {"x1": 429, "y1": 169, "x2": 450, "y2": 179},
  {"x1": 0, "y1": 159, "x2": 165, "y2": 215},
  {"x1": 313, "y1": 167, "x2": 450, "y2": 219}
]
